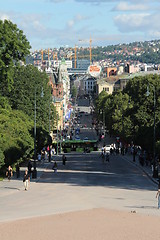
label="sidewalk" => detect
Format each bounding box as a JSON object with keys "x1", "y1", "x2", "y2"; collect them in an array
[
  {"x1": 0, "y1": 160, "x2": 51, "y2": 193},
  {"x1": 97, "y1": 133, "x2": 159, "y2": 186},
  {"x1": 122, "y1": 153, "x2": 159, "y2": 185}
]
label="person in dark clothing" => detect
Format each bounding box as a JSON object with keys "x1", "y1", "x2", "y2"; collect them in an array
[
  {"x1": 62, "y1": 154, "x2": 67, "y2": 165},
  {"x1": 52, "y1": 161, "x2": 57, "y2": 172},
  {"x1": 6, "y1": 165, "x2": 13, "y2": 181},
  {"x1": 27, "y1": 161, "x2": 32, "y2": 177},
  {"x1": 16, "y1": 164, "x2": 20, "y2": 178}
]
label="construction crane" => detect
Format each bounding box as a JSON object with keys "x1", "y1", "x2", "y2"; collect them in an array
[
  {"x1": 78, "y1": 37, "x2": 92, "y2": 64},
  {"x1": 89, "y1": 37, "x2": 92, "y2": 65},
  {"x1": 41, "y1": 49, "x2": 43, "y2": 62},
  {"x1": 53, "y1": 52, "x2": 58, "y2": 61},
  {"x1": 74, "y1": 45, "x2": 77, "y2": 69}
]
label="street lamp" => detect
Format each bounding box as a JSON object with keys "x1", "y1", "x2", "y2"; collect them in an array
[
  {"x1": 32, "y1": 86, "x2": 44, "y2": 179},
  {"x1": 146, "y1": 85, "x2": 157, "y2": 178},
  {"x1": 56, "y1": 113, "x2": 59, "y2": 155}
]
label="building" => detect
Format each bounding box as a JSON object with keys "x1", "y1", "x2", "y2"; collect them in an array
[
  {"x1": 96, "y1": 76, "x2": 129, "y2": 95},
  {"x1": 96, "y1": 79, "x2": 114, "y2": 95},
  {"x1": 125, "y1": 64, "x2": 140, "y2": 74},
  {"x1": 84, "y1": 76, "x2": 96, "y2": 95},
  {"x1": 103, "y1": 67, "x2": 117, "y2": 77}
]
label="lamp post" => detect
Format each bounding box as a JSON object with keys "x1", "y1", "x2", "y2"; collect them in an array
[
  {"x1": 56, "y1": 113, "x2": 59, "y2": 155},
  {"x1": 32, "y1": 87, "x2": 44, "y2": 179},
  {"x1": 146, "y1": 85, "x2": 157, "y2": 178}
]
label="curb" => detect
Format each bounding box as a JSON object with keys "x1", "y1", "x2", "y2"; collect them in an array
[{"x1": 122, "y1": 155, "x2": 159, "y2": 185}]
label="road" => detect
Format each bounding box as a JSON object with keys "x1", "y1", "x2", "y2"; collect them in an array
[
  {"x1": 0, "y1": 97, "x2": 159, "y2": 223},
  {"x1": 0, "y1": 145, "x2": 159, "y2": 223},
  {"x1": 1, "y1": 98, "x2": 160, "y2": 240}
]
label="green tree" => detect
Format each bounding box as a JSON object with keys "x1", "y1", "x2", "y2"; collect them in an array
[
  {"x1": 124, "y1": 74, "x2": 160, "y2": 150},
  {"x1": 71, "y1": 85, "x2": 77, "y2": 100},
  {"x1": 0, "y1": 149, "x2": 4, "y2": 169},
  {"x1": 0, "y1": 20, "x2": 31, "y2": 96},
  {"x1": 0, "y1": 96, "x2": 33, "y2": 169},
  {"x1": 9, "y1": 65, "x2": 53, "y2": 132}
]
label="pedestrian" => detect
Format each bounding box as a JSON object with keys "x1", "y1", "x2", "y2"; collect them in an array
[
  {"x1": 44, "y1": 150, "x2": 48, "y2": 162},
  {"x1": 38, "y1": 153, "x2": 41, "y2": 162},
  {"x1": 62, "y1": 154, "x2": 67, "y2": 165},
  {"x1": 6, "y1": 165, "x2": 13, "y2": 181},
  {"x1": 156, "y1": 186, "x2": 160, "y2": 209},
  {"x1": 16, "y1": 164, "x2": 20, "y2": 178},
  {"x1": 105, "y1": 152, "x2": 110, "y2": 162},
  {"x1": 52, "y1": 161, "x2": 57, "y2": 173},
  {"x1": 23, "y1": 170, "x2": 30, "y2": 191},
  {"x1": 27, "y1": 160, "x2": 32, "y2": 177}
]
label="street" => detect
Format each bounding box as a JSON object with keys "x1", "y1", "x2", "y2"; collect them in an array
[
  {"x1": 0, "y1": 149, "x2": 158, "y2": 223},
  {"x1": 0, "y1": 98, "x2": 160, "y2": 239}
]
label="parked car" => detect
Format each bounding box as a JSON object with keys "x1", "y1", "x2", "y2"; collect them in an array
[{"x1": 84, "y1": 137, "x2": 89, "y2": 141}]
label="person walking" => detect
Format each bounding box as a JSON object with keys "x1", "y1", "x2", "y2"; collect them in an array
[
  {"x1": 23, "y1": 170, "x2": 30, "y2": 191},
  {"x1": 16, "y1": 164, "x2": 20, "y2": 178},
  {"x1": 27, "y1": 160, "x2": 32, "y2": 177},
  {"x1": 62, "y1": 154, "x2": 67, "y2": 166},
  {"x1": 156, "y1": 185, "x2": 160, "y2": 209},
  {"x1": 52, "y1": 161, "x2": 57, "y2": 173},
  {"x1": 6, "y1": 165, "x2": 13, "y2": 181}
]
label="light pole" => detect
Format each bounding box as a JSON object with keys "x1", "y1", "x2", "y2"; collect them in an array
[
  {"x1": 146, "y1": 85, "x2": 157, "y2": 178},
  {"x1": 32, "y1": 87, "x2": 44, "y2": 179},
  {"x1": 56, "y1": 113, "x2": 59, "y2": 155}
]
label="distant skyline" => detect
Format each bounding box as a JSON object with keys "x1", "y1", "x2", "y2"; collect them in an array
[{"x1": 1, "y1": 0, "x2": 160, "y2": 50}]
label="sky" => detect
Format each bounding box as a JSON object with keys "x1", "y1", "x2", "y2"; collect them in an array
[{"x1": 1, "y1": 0, "x2": 160, "y2": 50}]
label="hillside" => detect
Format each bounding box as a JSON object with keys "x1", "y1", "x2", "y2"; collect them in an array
[{"x1": 28, "y1": 39, "x2": 160, "y2": 65}]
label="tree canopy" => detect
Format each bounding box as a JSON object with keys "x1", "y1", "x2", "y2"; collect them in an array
[
  {"x1": 0, "y1": 20, "x2": 31, "y2": 96},
  {"x1": 96, "y1": 74, "x2": 160, "y2": 153},
  {"x1": 0, "y1": 20, "x2": 56, "y2": 173}
]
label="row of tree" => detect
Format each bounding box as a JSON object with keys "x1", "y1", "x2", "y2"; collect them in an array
[
  {"x1": 0, "y1": 20, "x2": 56, "y2": 173},
  {"x1": 95, "y1": 74, "x2": 160, "y2": 154}
]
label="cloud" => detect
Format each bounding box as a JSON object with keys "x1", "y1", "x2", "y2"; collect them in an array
[
  {"x1": 0, "y1": 14, "x2": 10, "y2": 21},
  {"x1": 67, "y1": 14, "x2": 89, "y2": 29},
  {"x1": 113, "y1": 2, "x2": 149, "y2": 11},
  {"x1": 74, "y1": 0, "x2": 157, "y2": 3},
  {"x1": 114, "y1": 12, "x2": 160, "y2": 34}
]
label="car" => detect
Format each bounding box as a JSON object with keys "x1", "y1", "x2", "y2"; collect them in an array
[
  {"x1": 84, "y1": 137, "x2": 89, "y2": 141},
  {"x1": 75, "y1": 135, "x2": 80, "y2": 140},
  {"x1": 104, "y1": 145, "x2": 111, "y2": 153}
]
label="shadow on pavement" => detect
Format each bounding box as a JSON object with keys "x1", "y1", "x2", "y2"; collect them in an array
[{"x1": 34, "y1": 152, "x2": 156, "y2": 191}]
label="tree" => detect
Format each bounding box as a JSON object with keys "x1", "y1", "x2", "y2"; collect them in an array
[
  {"x1": 124, "y1": 74, "x2": 160, "y2": 150},
  {"x1": 71, "y1": 85, "x2": 77, "y2": 100},
  {"x1": 9, "y1": 65, "x2": 54, "y2": 132},
  {"x1": 0, "y1": 20, "x2": 31, "y2": 96},
  {"x1": 0, "y1": 149, "x2": 4, "y2": 169},
  {"x1": 0, "y1": 95, "x2": 33, "y2": 169}
]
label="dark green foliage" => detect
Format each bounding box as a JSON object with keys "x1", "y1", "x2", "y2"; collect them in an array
[
  {"x1": 96, "y1": 74, "x2": 160, "y2": 154},
  {"x1": 71, "y1": 85, "x2": 77, "y2": 99},
  {"x1": 0, "y1": 148, "x2": 5, "y2": 169},
  {"x1": 0, "y1": 20, "x2": 31, "y2": 95},
  {"x1": 0, "y1": 96, "x2": 33, "y2": 168},
  {"x1": 9, "y1": 65, "x2": 53, "y2": 131},
  {"x1": 0, "y1": 20, "x2": 56, "y2": 172}
]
